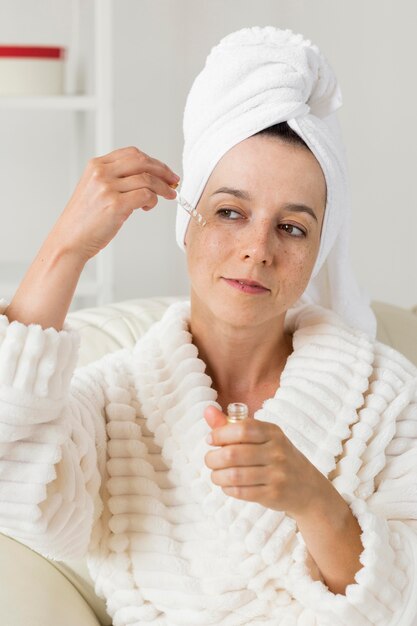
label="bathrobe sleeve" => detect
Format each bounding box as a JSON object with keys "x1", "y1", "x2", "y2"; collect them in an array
[
  {"x1": 0, "y1": 301, "x2": 109, "y2": 561},
  {"x1": 286, "y1": 378, "x2": 417, "y2": 626}
]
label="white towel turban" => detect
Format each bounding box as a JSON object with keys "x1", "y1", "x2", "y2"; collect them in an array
[{"x1": 175, "y1": 26, "x2": 377, "y2": 339}]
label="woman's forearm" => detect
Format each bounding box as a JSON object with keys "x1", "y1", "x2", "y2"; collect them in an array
[
  {"x1": 4, "y1": 225, "x2": 86, "y2": 332},
  {"x1": 295, "y1": 487, "x2": 363, "y2": 595}
]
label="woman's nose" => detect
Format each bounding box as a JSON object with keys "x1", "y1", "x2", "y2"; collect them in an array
[{"x1": 238, "y1": 219, "x2": 275, "y2": 265}]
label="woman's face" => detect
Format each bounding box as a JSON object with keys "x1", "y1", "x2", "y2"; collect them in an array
[{"x1": 184, "y1": 134, "x2": 327, "y2": 328}]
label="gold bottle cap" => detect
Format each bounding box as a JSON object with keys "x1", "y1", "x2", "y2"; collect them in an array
[{"x1": 226, "y1": 402, "x2": 249, "y2": 423}]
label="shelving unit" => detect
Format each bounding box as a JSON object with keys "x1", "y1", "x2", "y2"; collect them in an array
[
  {"x1": 0, "y1": 0, "x2": 114, "y2": 309},
  {"x1": 0, "y1": 95, "x2": 97, "y2": 110}
]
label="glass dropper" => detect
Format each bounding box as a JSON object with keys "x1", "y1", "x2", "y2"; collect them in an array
[{"x1": 169, "y1": 182, "x2": 207, "y2": 227}]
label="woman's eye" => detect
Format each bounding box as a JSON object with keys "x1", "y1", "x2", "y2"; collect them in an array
[
  {"x1": 216, "y1": 208, "x2": 242, "y2": 219},
  {"x1": 279, "y1": 223, "x2": 306, "y2": 238},
  {"x1": 215, "y1": 209, "x2": 306, "y2": 236}
]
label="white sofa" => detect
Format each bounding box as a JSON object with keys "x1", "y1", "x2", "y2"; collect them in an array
[{"x1": 1, "y1": 296, "x2": 416, "y2": 626}]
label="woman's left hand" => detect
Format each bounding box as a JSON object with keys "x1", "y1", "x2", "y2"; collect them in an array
[{"x1": 204, "y1": 405, "x2": 334, "y2": 519}]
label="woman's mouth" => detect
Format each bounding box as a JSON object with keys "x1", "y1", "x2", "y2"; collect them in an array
[{"x1": 222, "y1": 277, "x2": 270, "y2": 294}]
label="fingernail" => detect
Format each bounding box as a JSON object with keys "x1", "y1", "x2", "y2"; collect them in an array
[
  {"x1": 173, "y1": 173, "x2": 181, "y2": 181},
  {"x1": 169, "y1": 182, "x2": 179, "y2": 190},
  {"x1": 205, "y1": 432, "x2": 213, "y2": 445}
]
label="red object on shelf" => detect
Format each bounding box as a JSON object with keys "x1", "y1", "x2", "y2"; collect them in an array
[{"x1": 0, "y1": 46, "x2": 64, "y2": 59}]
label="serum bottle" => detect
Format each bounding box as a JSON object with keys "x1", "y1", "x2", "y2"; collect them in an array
[{"x1": 226, "y1": 402, "x2": 249, "y2": 423}]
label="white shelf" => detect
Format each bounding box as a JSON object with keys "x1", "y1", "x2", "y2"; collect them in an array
[
  {"x1": 0, "y1": 0, "x2": 114, "y2": 308},
  {"x1": 0, "y1": 260, "x2": 100, "y2": 300},
  {"x1": 0, "y1": 95, "x2": 97, "y2": 110}
]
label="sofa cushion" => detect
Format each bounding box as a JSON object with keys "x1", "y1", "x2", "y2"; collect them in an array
[
  {"x1": 0, "y1": 533, "x2": 102, "y2": 626},
  {"x1": 68, "y1": 296, "x2": 185, "y2": 368}
]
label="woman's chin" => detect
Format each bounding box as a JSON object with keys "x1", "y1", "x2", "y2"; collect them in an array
[{"x1": 208, "y1": 298, "x2": 277, "y2": 329}]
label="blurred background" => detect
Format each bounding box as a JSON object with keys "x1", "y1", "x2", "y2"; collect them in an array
[{"x1": 0, "y1": 0, "x2": 416, "y2": 312}]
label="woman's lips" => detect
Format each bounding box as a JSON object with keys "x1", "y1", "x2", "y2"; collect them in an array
[{"x1": 222, "y1": 278, "x2": 270, "y2": 294}]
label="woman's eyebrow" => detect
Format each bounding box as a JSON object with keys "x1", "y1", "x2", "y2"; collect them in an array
[
  {"x1": 211, "y1": 186, "x2": 251, "y2": 201},
  {"x1": 283, "y1": 203, "x2": 318, "y2": 223},
  {"x1": 210, "y1": 186, "x2": 318, "y2": 222}
]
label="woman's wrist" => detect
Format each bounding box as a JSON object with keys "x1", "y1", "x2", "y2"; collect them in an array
[{"x1": 6, "y1": 234, "x2": 87, "y2": 331}]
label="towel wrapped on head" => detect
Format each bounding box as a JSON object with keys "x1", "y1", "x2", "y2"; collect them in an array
[{"x1": 176, "y1": 26, "x2": 376, "y2": 338}]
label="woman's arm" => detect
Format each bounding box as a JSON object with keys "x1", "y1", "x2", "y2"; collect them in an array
[
  {"x1": 0, "y1": 146, "x2": 179, "y2": 564},
  {"x1": 205, "y1": 389, "x2": 417, "y2": 625},
  {"x1": 5, "y1": 146, "x2": 179, "y2": 332},
  {"x1": 205, "y1": 404, "x2": 363, "y2": 592},
  {"x1": 295, "y1": 485, "x2": 363, "y2": 594},
  {"x1": 288, "y1": 378, "x2": 417, "y2": 625},
  {"x1": 4, "y1": 231, "x2": 87, "y2": 331}
]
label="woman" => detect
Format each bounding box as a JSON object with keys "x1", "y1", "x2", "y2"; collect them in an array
[{"x1": 1, "y1": 26, "x2": 417, "y2": 626}]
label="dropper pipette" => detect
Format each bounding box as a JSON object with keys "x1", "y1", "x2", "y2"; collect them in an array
[
  {"x1": 176, "y1": 190, "x2": 207, "y2": 227},
  {"x1": 169, "y1": 182, "x2": 207, "y2": 227}
]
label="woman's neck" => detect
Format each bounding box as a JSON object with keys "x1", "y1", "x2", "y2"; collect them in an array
[{"x1": 189, "y1": 298, "x2": 293, "y2": 401}]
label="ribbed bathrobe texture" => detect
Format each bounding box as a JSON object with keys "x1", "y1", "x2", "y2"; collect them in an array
[{"x1": 0, "y1": 299, "x2": 417, "y2": 626}]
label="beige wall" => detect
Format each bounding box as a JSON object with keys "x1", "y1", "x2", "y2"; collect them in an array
[{"x1": 1, "y1": 0, "x2": 416, "y2": 308}]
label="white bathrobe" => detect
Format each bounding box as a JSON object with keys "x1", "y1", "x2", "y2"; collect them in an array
[{"x1": 0, "y1": 300, "x2": 416, "y2": 626}]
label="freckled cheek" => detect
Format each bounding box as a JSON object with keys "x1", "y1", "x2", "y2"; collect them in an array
[
  {"x1": 279, "y1": 245, "x2": 318, "y2": 292},
  {"x1": 187, "y1": 230, "x2": 227, "y2": 280}
]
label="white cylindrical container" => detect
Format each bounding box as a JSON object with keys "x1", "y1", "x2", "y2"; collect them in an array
[{"x1": 0, "y1": 45, "x2": 65, "y2": 96}]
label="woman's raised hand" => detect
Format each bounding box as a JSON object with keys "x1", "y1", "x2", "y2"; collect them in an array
[
  {"x1": 5, "y1": 146, "x2": 180, "y2": 331},
  {"x1": 52, "y1": 146, "x2": 180, "y2": 262}
]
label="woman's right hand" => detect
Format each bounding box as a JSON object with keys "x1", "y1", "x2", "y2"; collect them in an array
[{"x1": 51, "y1": 146, "x2": 180, "y2": 262}]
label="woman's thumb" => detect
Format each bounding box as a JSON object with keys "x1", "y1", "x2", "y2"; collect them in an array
[{"x1": 204, "y1": 405, "x2": 228, "y2": 429}]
